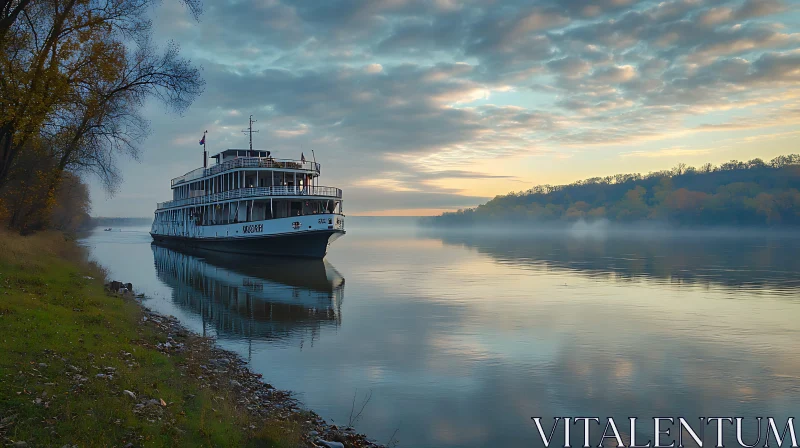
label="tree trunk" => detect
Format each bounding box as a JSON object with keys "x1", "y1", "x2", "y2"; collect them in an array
[{"x1": 0, "y1": 125, "x2": 18, "y2": 189}]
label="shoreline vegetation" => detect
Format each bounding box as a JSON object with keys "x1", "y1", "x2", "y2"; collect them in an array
[
  {"x1": 422, "y1": 155, "x2": 800, "y2": 228},
  {"x1": 0, "y1": 231, "x2": 384, "y2": 448}
]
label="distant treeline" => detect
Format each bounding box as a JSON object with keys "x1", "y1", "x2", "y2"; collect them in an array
[
  {"x1": 91, "y1": 217, "x2": 152, "y2": 228},
  {"x1": 423, "y1": 154, "x2": 800, "y2": 227}
]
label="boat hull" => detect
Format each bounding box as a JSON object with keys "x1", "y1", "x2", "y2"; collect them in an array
[{"x1": 151, "y1": 229, "x2": 344, "y2": 258}]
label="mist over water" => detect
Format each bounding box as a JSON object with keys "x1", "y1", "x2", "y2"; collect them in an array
[
  {"x1": 82, "y1": 218, "x2": 800, "y2": 447},
  {"x1": 421, "y1": 217, "x2": 800, "y2": 240},
  {"x1": 566, "y1": 218, "x2": 611, "y2": 238}
]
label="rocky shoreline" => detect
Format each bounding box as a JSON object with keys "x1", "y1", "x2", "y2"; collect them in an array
[
  {"x1": 126, "y1": 287, "x2": 386, "y2": 448},
  {"x1": 1, "y1": 230, "x2": 390, "y2": 448}
]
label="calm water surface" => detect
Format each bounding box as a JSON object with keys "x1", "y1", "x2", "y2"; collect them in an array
[{"x1": 81, "y1": 220, "x2": 800, "y2": 447}]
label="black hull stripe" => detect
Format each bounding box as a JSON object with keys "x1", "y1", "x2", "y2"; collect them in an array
[
  {"x1": 150, "y1": 229, "x2": 345, "y2": 242},
  {"x1": 151, "y1": 230, "x2": 344, "y2": 258}
]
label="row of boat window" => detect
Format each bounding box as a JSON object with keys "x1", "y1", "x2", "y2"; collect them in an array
[
  {"x1": 155, "y1": 199, "x2": 340, "y2": 226},
  {"x1": 173, "y1": 171, "x2": 315, "y2": 201}
]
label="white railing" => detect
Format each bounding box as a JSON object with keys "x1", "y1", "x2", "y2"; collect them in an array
[
  {"x1": 157, "y1": 185, "x2": 342, "y2": 210},
  {"x1": 171, "y1": 157, "x2": 321, "y2": 186}
]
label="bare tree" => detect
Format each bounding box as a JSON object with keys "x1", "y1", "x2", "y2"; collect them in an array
[
  {"x1": 1, "y1": 0, "x2": 203, "y2": 231},
  {"x1": 0, "y1": 0, "x2": 203, "y2": 190},
  {"x1": 43, "y1": 39, "x2": 203, "y2": 192}
]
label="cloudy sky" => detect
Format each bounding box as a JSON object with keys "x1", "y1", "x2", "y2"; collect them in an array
[{"x1": 89, "y1": 0, "x2": 800, "y2": 217}]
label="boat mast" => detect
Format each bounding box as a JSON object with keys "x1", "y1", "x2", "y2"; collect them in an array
[
  {"x1": 203, "y1": 130, "x2": 208, "y2": 168},
  {"x1": 242, "y1": 115, "x2": 259, "y2": 151}
]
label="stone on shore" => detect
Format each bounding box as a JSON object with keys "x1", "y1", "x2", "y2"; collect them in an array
[{"x1": 317, "y1": 441, "x2": 345, "y2": 448}]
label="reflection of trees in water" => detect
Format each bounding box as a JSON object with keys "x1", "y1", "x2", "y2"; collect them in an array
[
  {"x1": 435, "y1": 232, "x2": 800, "y2": 292},
  {"x1": 151, "y1": 244, "x2": 345, "y2": 344}
]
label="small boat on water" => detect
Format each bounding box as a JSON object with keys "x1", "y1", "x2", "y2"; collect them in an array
[
  {"x1": 104, "y1": 228, "x2": 112, "y2": 231},
  {"x1": 150, "y1": 118, "x2": 345, "y2": 258}
]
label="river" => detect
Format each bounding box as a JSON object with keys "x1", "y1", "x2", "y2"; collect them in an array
[{"x1": 81, "y1": 219, "x2": 800, "y2": 447}]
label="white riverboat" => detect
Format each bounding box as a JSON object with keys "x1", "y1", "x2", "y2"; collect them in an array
[{"x1": 151, "y1": 122, "x2": 345, "y2": 258}]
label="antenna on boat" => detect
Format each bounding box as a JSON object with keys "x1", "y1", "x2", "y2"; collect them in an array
[{"x1": 242, "y1": 115, "x2": 259, "y2": 151}]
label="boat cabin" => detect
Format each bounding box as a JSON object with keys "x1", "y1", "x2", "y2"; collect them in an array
[
  {"x1": 155, "y1": 148, "x2": 342, "y2": 227},
  {"x1": 171, "y1": 149, "x2": 319, "y2": 201}
]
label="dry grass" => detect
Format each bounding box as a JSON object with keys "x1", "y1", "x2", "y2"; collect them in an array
[{"x1": 0, "y1": 230, "x2": 106, "y2": 280}]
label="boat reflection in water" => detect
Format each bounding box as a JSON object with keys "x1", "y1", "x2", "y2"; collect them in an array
[{"x1": 151, "y1": 243, "x2": 344, "y2": 346}]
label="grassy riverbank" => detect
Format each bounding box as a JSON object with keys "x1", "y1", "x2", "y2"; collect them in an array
[{"x1": 0, "y1": 231, "x2": 302, "y2": 447}]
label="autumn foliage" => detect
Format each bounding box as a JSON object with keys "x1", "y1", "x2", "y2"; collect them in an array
[
  {"x1": 426, "y1": 155, "x2": 800, "y2": 227},
  {"x1": 0, "y1": 0, "x2": 203, "y2": 232}
]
